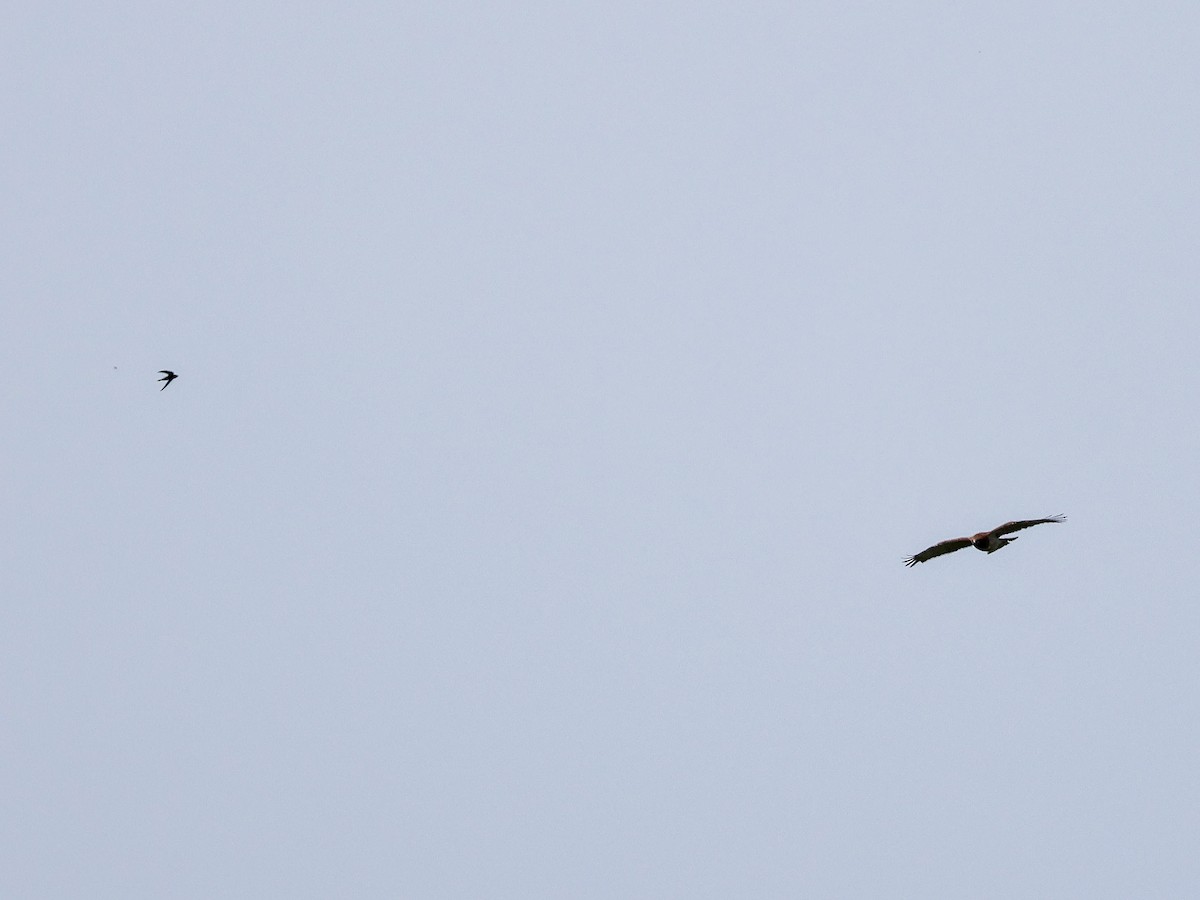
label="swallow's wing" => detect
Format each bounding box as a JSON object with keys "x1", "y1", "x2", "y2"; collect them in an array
[
  {"x1": 159, "y1": 371, "x2": 174, "y2": 376},
  {"x1": 990, "y1": 515, "x2": 1066, "y2": 537},
  {"x1": 904, "y1": 537, "x2": 972, "y2": 567}
]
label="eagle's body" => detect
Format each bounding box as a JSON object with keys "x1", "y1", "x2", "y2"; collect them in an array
[
  {"x1": 904, "y1": 515, "x2": 1065, "y2": 567},
  {"x1": 969, "y1": 530, "x2": 1016, "y2": 554}
]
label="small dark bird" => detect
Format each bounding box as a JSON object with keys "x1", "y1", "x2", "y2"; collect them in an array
[
  {"x1": 158, "y1": 370, "x2": 178, "y2": 390},
  {"x1": 904, "y1": 515, "x2": 1065, "y2": 567}
]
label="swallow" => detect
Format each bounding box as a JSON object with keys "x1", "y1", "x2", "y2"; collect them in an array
[{"x1": 158, "y1": 370, "x2": 178, "y2": 390}]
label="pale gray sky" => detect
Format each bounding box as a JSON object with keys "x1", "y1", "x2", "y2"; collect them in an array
[{"x1": 4, "y1": 2, "x2": 1200, "y2": 897}]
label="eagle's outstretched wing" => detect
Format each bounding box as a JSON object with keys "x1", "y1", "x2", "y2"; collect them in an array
[
  {"x1": 904, "y1": 537, "x2": 972, "y2": 567},
  {"x1": 991, "y1": 515, "x2": 1066, "y2": 537}
]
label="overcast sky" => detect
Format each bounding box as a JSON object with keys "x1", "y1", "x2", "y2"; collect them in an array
[{"x1": 4, "y1": 2, "x2": 1200, "y2": 897}]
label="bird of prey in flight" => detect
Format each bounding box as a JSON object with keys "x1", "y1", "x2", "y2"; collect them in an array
[
  {"x1": 158, "y1": 370, "x2": 178, "y2": 390},
  {"x1": 904, "y1": 515, "x2": 1065, "y2": 567}
]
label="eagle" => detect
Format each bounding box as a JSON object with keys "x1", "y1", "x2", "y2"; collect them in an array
[{"x1": 904, "y1": 515, "x2": 1065, "y2": 567}]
